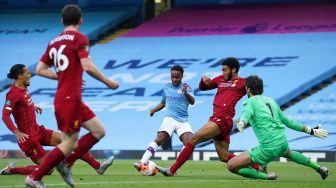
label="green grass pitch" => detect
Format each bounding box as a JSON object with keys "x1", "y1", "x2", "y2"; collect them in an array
[{"x1": 0, "y1": 159, "x2": 335, "y2": 188}]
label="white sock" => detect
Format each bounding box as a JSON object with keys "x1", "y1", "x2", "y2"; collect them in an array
[{"x1": 140, "y1": 142, "x2": 159, "y2": 163}]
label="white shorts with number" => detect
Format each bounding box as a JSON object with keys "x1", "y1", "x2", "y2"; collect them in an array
[{"x1": 158, "y1": 116, "x2": 193, "y2": 138}]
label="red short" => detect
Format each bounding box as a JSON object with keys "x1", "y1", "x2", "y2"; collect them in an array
[
  {"x1": 209, "y1": 115, "x2": 233, "y2": 143},
  {"x1": 18, "y1": 125, "x2": 53, "y2": 161},
  {"x1": 54, "y1": 101, "x2": 95, "y2": 133}
]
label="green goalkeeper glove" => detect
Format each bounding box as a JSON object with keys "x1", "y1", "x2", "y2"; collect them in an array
[{"x1": 304, "y1": 124, "x2": 328, "y2": 139}]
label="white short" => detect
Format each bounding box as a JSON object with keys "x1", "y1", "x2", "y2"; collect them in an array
[{"x1": 158, "y1": 116, "x2": 193, "y2": 138}]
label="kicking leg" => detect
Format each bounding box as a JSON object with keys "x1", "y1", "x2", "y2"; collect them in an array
[{"x1": 167, "y1": 122, "x2": 220, "y2": 174}]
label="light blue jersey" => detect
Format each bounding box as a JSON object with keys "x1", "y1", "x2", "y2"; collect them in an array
[{"x1": 162, "y1": 83, "x2": 193, "y2": 122}]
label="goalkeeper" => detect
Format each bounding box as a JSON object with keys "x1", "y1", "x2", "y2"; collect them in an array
[{"x1": 227, "y1": 75, "x2": 329, "y2": 180}]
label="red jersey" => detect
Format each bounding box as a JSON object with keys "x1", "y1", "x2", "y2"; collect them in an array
[
  {"x1": 2, "y1": 85, "x2": 40, "y2": 136},
  {"x1": 40, "y1": 30, "x2": 90, "y2": 103},
  {"x1": 199, "y1": 75, "x2": 246, "y2": 118}
]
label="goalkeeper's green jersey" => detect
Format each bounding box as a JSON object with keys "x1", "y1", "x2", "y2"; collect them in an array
[{"x1": 241, "y1": 95, "x2": 303, "y2": 148}]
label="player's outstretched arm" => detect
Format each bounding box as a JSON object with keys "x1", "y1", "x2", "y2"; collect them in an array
[
  {"x1": 278, "y1": 108, "x2": 328, "y2": 139},
  {"x1": 149, "y1": 102, "x2": 165, "y2": 117},
  {"x1": 199, "y1": 76, "x2": 216, "y2": 91},
  {"x1": 81, "y1": 58, "x2": 118, "y2": 90},
  {"x1": 36, "y1": 61, "x2": 58, "y2": 80}
]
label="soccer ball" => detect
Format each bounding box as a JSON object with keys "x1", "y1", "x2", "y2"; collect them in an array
[{"x1": 140, "y1": 160, "x2": 158, "y2": 176}]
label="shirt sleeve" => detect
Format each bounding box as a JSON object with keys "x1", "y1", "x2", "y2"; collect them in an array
[
  {"x1": 161, "y1": 87, "x2": 166, "y2": 103},
  {"x1": 199, "y1": 76, "x2": 218, "y2": 91},
  {"x1": 276, "y1": 104, "x2": 303, "y2": 132},
  {"x1": 40, "y1": 45, "x2": 52, "y2": 66},
  {"x1": 77, "y1": 34, "x2": 90, "y2": 59},
  {"x1": 240, "y1": 99, "x2": 254, "y2": 124},
  {"x1": 2, "y1": 93, "x2": 18, "y2": 133}
]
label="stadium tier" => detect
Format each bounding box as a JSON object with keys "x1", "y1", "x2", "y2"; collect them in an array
[
  {"x1": 0, "y1": 4, "x2": 335, "y2": 153},
  {"x1": 0, "y1": 7, "x2": 137, "y2": 89}
]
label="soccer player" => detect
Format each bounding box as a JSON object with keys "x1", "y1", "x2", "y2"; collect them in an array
[
  {"x1": 134, "y1": 65, "x2": 195, "y2": 172},
  {"x1": 157, "y1": 57, "x2": 265, "y2": 176},
  {"x1": 227, "y1": 75, "x2": 329, "y2": 180},
  {"x1": 1, "y1": 64, "x2": 114, "y2": 176},
  {"x1": 25, "y1": 4, "x2": 119, "y2": 188}
]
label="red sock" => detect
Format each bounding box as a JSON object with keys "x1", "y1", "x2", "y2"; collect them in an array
[
  {"x1": 64, "y1": 133, "x2": 99, "y2": 167},
  {"x1": 66, "y1": 152, "x2": 100, "y2": 169},
  {"x1": 31, "y1": 147, "x2": 65, "y2": 180},
  {"x1": 170, "y1": 143, "x2": 195, "y2": 173},
  {"x1": 228, "y1": 152, "x2": 260, "y2": 171},
  {"x1": 228, "y1": 153, "x2": 236, "y2": 161},
  {"x1": 10, "y1": 165, "x2": 38, "y2": 175},
  {"x1": 250, "y1": 163, "x2": 260, "y2": 171}
]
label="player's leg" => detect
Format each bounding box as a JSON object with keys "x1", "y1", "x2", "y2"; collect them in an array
[
  {"x1": 227, "y1": 151, "x2": 273, "y2": 180},
  {"x1": 177, "y1": 121, "x2": 193, "y2": 145},
  {"x1": 1, "y1": 162, "x2": 38, "y2": 175},
  {"x1": 27, "y1": 131, "x2": 78, "y2": 185},
  {"x1": 135, "y1": 117, "x2": 174, "y2": 171},
  {"x1": 284, "y1": 150, "x2": 329, "y2": 180},
  {"x1": 63, "y1": 102, "x2": 109, "y2": 173},
  {"x1": 168, "y1": 121, "x2": 220, "y2": 174},
  {"x1": 213, "y1": 138, "x2": 262, "y2": 171},
  {"x1": 64, "y1": 117, "x2": 105, "y2": 166},
  {"x1": 46, "y1": 127, "x2": 102, "y2": 173},
  {"x1": 134, "y1": 131, "x2": 169, "y2": 172},
  {"x1": 144, "y1": 132, "x2": 169, "y2": 162},
  {"x1": 140, "y1": 117, "x2": 175, "y2": 164},
  {"x1": 3, "y1": 137, "x2": 44, "y2": 175}
]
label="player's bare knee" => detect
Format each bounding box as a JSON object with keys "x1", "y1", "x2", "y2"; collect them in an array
[
  {"x1": 227, "y1": 161, "x2": 237, "y2": 173},
  {"x1": 92, "y1": 128, "x2": 105, "y2": 140}
]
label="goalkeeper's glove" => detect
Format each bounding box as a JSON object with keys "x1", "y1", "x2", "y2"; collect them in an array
[
  {"x1": 237, "y1": 120, "x2": 245, "y2": 132},
  {"x1": 304, "y1": 124, "x2": 328, "y2": 139}
]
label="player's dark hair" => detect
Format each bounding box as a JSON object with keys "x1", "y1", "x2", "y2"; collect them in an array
[
  {"x1": 221, "y1": 57, "x2": 240, "y2": 73},
  {"x1": 7, "y1": 64, "x2": 25, "y2": 80},
  {"x1": 245, "y1": 75, "x2": 264, "y2": 95},
  {"x1": 171, "y1": 65, "x2": 184, "y2": 75},
  {"x1": 61, "y1": 4, "x2": 82, "y2": 26}
]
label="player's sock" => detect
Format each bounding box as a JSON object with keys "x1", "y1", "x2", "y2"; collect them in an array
[
  {"x1": 140, "y1": 142, "x2": 159, "y2": 163},
  {"x1": 10, "y1": 165, "x2": 38, "y2": 175},
  {"x1": 170, "y1": 143, "x2": 195, "y2": 173},
  {"x1": 31, "y1": 147, "x2": 65, "y2": 180},
  {"x1": 228, "y1": 153, "x2": 260, "y2": 171},
  {"x1": 64, "y1": 133, "x2": 99, "y2": 166},
  {"x1": 81, "y1": 152, "x2": 100, "y2": 169},
  {"x1": 288, "y1": 151, "x2": 320, "y2": 171},
  {"x1": 237, "y1": 167, "x2": 268, "y2": 180}
]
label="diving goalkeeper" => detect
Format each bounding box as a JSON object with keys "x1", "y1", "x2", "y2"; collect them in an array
[{"x1": 227, "y1": 75, "x2": 329, "y2": 180}]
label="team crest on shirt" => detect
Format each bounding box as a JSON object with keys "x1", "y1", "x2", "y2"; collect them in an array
[{"x1": 73, "y1": 120, "x2": 79, "y2": 129}]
